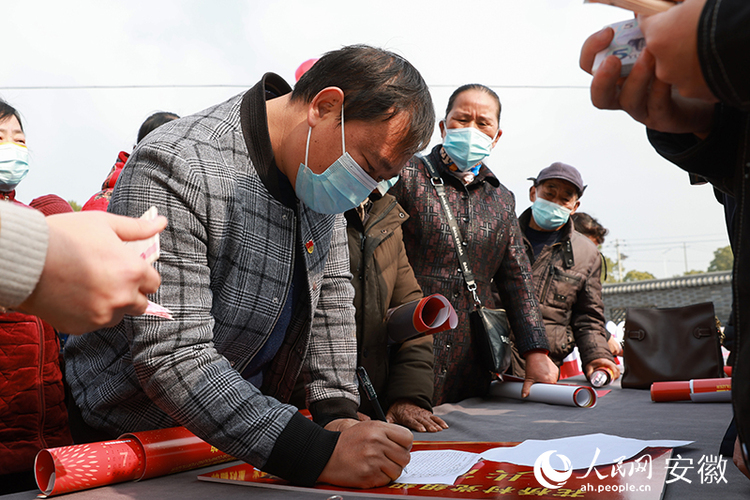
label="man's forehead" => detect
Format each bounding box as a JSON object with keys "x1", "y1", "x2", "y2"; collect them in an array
[{"x1": 542, "y1": 178, "x2": 578, "y2": 193}]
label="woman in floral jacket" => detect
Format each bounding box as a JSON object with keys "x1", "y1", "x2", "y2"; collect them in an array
[{"x1": 390, "y1": 84, "x2": 558, "y2": 405}]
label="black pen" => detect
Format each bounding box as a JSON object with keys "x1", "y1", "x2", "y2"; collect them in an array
[{"x1": 356, "y1": 366, "x2": 387, "y2": 421}]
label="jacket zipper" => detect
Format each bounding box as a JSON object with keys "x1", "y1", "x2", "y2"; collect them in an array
[
  {"x1": 538, "y1": 241, "x2": 564, "y2": 301},
  {"x1": 35, "y1": 316, "x2": 48, "y2": 449}
]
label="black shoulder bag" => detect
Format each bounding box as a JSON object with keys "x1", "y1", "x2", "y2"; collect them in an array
[{"x1": 422, "y1": 155, "x2": 512, "y2": 374}]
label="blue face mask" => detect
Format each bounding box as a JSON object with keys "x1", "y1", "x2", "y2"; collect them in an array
[
  {"x1": 441, "y1": 124, "x2": 497, "y2": 172},
  {"x1": 0, "y1": 142, "x2": 30, "y2": 192},
  {"x1": 295, "y1": 105, "x2": 377, "y2": 214},
  {"x1": 531, "y1": 197, "x2": 571, "y2": 230}
]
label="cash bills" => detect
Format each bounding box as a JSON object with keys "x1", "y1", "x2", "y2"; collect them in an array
[
  {"x1": 127, "y1": 206, "x2": 174, "y2": 320},
  {"x1": 592, "y1": 18, "x2": 646, "y2": 77},
  {"x1": 584, "y1": 0, "x2": 677, "y2": 15},
  {"x1": 126, "y1": 205, "x2": 160, "y2": 264}
]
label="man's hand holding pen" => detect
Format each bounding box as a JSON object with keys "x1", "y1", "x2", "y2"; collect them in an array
[{"x1": 320, "y1": 420, "x2": 412, "y2": 488}]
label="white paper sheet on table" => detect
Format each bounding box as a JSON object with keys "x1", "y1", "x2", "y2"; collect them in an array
[
  {"x1": 396, "y1": 450, "x2": 481, "y2": 485},
  {"x1": 480, "y1": 433, "x2": 693, "y2": 469}
]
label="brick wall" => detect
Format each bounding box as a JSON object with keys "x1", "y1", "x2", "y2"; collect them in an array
[{"x1": 602, "y1": 271, "x2": 732, "y2": 325}]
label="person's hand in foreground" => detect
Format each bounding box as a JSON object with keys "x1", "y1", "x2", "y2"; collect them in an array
[
  {"x1": 522, "y1": 351, "x2": 560, "y2": 398},
  {"x1": 18, "y1": 210, "x2": 167, "y2": 334},
  {"x1": 579, "y1": 0, "x2": 715, "y2": 136},
  {"x1": 584, "y1": 357, "x2": 621, "y2": 382},
  {"x1": 387, "y1": 399, "x2": 448, "y2": 433},
  {"x1": 319, "y1": 419, "x2": 412, "y2": 488},
  {"x1": 607, "y1": 335, "x2": 623, "y2": 357}
]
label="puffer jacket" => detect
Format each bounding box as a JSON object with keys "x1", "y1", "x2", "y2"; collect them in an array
[
  {"x1": 0, "y1": 199, "x2": 73, "y2": 476},
  {"x1": 345, "y1": 193, "x2": 433, "y2": 417},
  {"x1": 0, "y1": 312, "x2": 72, "y2": 474},
  {"x1": 513, "y1": 209, "x2": 613, "y2": 373}
]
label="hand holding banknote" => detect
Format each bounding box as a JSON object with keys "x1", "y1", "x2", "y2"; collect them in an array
[
  {"x1": 580, "y1": 0, "x2": 715, "y2": 135},
  {"x1": 18, "y1": 210, "x2": 167, "y2": 334}
]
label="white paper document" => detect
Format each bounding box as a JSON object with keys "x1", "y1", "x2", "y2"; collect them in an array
[
  {"x1": 480, "y1": 433, "x2": 693, "y2": 470},
  {"x1": 396, "y1": 450, "x2": 481, "y2": 485}
]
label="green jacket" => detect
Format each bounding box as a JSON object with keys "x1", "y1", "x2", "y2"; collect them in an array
[{"x1": 346, "y1": 193, "x2": 435, "y2": 417}]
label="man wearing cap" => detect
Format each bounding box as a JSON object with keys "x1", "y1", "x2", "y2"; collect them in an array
[{"x1": 510, "y1": 162, "x2": 618, "y2": 382}]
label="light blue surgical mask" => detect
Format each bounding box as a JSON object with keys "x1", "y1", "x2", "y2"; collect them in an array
[
  {"x1": 0, "y1": 142, "x2": 30, "y2": 192},
  {"x1": 376, "y1": 175, "x2": 399, "y2": 195},
  {"x1": 531, "y1": 197, "x2": 571, "y2": 230},
  {"x1": 441, "y1": 123, "x2": 498, "y2": 172},
  {"x1": 295, "y1": 104, "x2": 377, "y2": 214}
]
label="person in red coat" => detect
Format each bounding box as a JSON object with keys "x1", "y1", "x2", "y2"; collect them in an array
[
  {"x1": 82, "y1": 112, "x2": 179, "y2": 212},
  {"x1": 0, "y1": 100, "x2": 74, "y2": 495}
]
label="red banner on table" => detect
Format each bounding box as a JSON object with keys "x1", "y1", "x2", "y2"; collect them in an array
[
  {"x1": 199, "y1": 441, "x2": 673, "y2": 499},
  {"x1": 35, "y1": 426, "x2": 234, "y2": 497}
]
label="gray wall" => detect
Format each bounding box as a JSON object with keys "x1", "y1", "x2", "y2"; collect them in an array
[{"x1": 602, "y1": 271, "x2": 732, "y2": 325}]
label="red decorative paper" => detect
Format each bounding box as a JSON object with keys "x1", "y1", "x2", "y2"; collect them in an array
[
  {"x1": 198, "y1": 441, "x2": 672, "y2": 499},
  {"x1": 651, "y1": 377, "x2": 731, "y2": 403},
  {"x1": 35, "y1": 439, "x2": 145, "y2": 497},
  {"x1": 387, "y1": 294, "x2": 458, "y2": 343},
  {"x1": 35, "y1": 427, "x2": 234, "y2": 497}
]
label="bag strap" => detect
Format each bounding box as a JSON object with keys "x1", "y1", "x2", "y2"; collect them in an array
[{"x1": 422, "y1": 155, "x2": 482, "y2": 307}]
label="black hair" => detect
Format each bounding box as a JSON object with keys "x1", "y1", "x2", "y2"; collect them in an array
[
  {"x1": 0, "y1": 99, "x2": 23, "y2": 131},
  {"x1": 572, "y1": 212, "x2": 608, "y2": 245},
  {"x1": 445, "y1": 84, "x2": 501, "y2": 122},
  {"x1": 292, "y1": 44, "x2": 434, "y2": 156},
  {"x1": 137, "y1": 111, "x2": 180, "y2": 143}
]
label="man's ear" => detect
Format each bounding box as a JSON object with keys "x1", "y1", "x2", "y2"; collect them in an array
[
  {"x1": 529, "y1": 185, "x2": 537, "y2": 202},
  {"x1": 491, "y1": 128, "x2": 503, "y2": 148},
  {"x1": 438, "y1": 119, "x2": 447, "y2": 140},
  {"x1": 307, "y1": 87, "x2": 345, "y2": 128},
  {"x1": 570, "y1": 199, "x2": 580, "y2": 215}
]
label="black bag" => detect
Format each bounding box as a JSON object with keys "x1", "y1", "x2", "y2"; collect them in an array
[
  {"x1": 622, "y1": 302, "x2": 724, "y2": 389},
  {"x1": 423, "y1": 155, "x2": 512, "y2": 374},
  {"x1": 470, "y1": 306, "x2": 512, "y2": 374}
]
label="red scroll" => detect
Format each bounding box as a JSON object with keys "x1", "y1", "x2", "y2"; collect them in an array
[
  {"x1": 35, "y1": 426, "x2": 234, "y2": 497},
  {"x1": 650, "y1": 377, "x2": 732, "y2": 403},
  {"x1": 386, "y1": 294, "x2": 458, "y2": 343}
]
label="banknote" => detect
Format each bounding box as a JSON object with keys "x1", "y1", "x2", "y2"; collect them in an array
[
  {"x1": 127, "y1": 206, "x2": 174, "y2": 320},
  {"x1": 592, "y1": 18, "x2": 646, "y2": 77},
  {"x1": 126, "y1": 205, "x2": 160, "y2": 264},
  {"x1": 584, "y1": 0, "x2": 677, "y2": 15}
]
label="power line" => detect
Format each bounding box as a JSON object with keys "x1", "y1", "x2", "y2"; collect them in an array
[{"x1": 1, "y1": 83, "x2": 591, "y2": 91}]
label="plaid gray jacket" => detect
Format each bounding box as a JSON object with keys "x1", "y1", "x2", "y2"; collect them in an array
[{"x1": 65, "y1": 74, "x2": 359, "y2": 485}]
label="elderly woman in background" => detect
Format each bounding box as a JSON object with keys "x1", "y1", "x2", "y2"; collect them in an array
[{"x1": 390, "y1": 84, "x2": 558, "y2": 405}]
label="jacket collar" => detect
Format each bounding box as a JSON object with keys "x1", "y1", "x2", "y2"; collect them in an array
[
  {"x1": 518, "y1": 207, "x2": 576, "y2": 268},
  {"x1": 240, "y1": 72, "x2": 293, "y2": 204},
  {"x1": 345, "y1": 193, "x2": 408, "y2": 232}
]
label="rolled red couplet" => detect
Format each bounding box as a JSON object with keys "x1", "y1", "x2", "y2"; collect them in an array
[
  {"x1": 387, "y1": 293, "x2": 458, "y2": 343},
  {"x1": 35, "y1": 427, "x2": 234, "y2": 497},
  {"x1": 651, "y1": 378, "x2": 732, "y2": 402}
]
